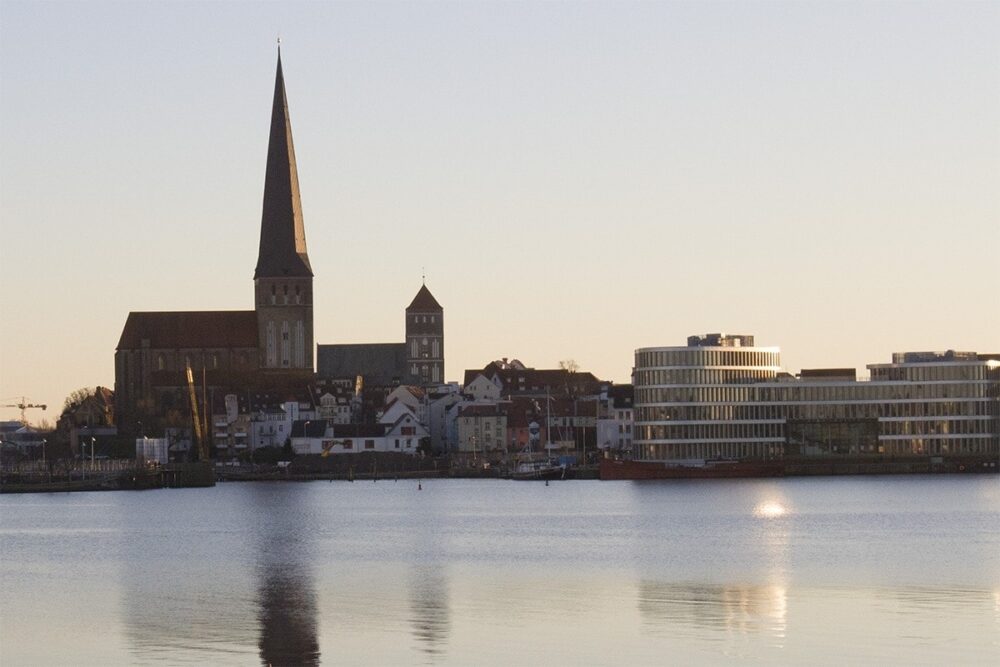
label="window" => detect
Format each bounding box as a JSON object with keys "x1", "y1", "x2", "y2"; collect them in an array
[
  {"x1": 401, "y1": 426, "x2": 415, "y2": 435},
  {"x1": 365, "y1": 440, "x2": 375, "y2": 449},
  {"x1": 343, "y1": 439, "x2": 353, "y2": 449},
  {"x1": 395, "y1": 439, "x2": 400, "y2": 449}
]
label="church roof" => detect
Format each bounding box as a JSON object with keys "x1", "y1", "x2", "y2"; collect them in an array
[
  {"x1": 117, "y1": 311, "x2": 258, "y2": 350},
  {"x1": 406, "y1": 284, "x2": 442, "y2": 311},
  {"x1": 316, "y1": 343, "x2": 407, "y2": 386},
  {"x1": 254, "y1": 49, "x2": 313, "y2": 279}
]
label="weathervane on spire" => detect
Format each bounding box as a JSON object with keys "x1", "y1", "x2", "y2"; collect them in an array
[{"x1": 422, "y1": 267, "x2": 426, "y2": 285}]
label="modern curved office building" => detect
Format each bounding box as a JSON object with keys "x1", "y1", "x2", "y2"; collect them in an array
[
  {"x1": 633, "y1": 333, "x2": 1000, "y2": 469},
  {"x1": 633, "y1": 334, "x2": 784, "y2": 462}
]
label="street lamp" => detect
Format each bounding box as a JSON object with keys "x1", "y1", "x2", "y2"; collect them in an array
[
  {"x1": 90, "y1": 436, "x2": 96, "y2": 468},
  {"x1": 302, "y1": 420, "x2": 311, "y2": 455},
  {"x1": 41, "y1": 438, "x2": 46, "y2": 465}
]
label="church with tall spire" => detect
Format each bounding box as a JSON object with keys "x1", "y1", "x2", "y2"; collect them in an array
[
  {"x1": 114, "y1": 50, "x2": 317, "y2": 434},
  {"x1": 254, "y1": 48, "x2": 314, "y2": 372}
]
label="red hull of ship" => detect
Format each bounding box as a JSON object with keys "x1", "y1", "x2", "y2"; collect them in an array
[{"x1": 599, "y1": 458, "x2": 784, "y2": 480}]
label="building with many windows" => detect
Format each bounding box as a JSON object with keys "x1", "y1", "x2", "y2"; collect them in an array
[{"x1": 633, "y1": 334, "x2": 999, "y2": 470}]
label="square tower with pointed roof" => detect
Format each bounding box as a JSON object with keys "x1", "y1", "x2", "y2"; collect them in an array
[{"x1": 405, "y1": 284, "x2": 444, "y2": 384}]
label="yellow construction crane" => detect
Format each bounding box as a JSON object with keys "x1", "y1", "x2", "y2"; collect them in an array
[
  {"x1": 184, "y1": 362, "x2": 209, "y2": 462},
  {"x1": 2, "y1": 397, "x2": 47, "y2": 425}
]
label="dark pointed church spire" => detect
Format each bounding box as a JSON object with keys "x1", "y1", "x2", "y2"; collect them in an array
[{"x1": 254, "y1": 47, "x2": 313, "y2": 279}]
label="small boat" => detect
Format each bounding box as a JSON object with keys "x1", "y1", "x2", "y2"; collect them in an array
[{"x1": 510, "y1": 458, "x2": 566, "y2": 481}]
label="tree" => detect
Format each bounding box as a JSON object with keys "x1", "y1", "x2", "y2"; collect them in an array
[
  {"x1": 62, "y1": 387, "x2": 96, "y2": 414},
  {"x1": 559, "y1": 359, "x2": 579, "y2": 374}
]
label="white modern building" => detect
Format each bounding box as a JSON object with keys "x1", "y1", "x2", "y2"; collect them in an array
[{"x1": 633, "y1": 334, "x2": 999, "y2": 466}]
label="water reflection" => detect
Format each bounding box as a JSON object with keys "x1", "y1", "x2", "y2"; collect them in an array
[
  {"x1": 638, "y1": 581, "x2": 788, "y2": 642},
  {"x1": 257, "y1": 568, "x2": 320, "y2": 666},
  {"x1": 407, "y1": 565, "x2": 451, "y2": 658},
  {"x1": 252, "y1": 487, "x2": 320, "y2": 667},
  {"x1": 753, "y1": 500, "x2": 788, "y2": 519},
  {"x1": 405, "y1": 486, "x2": 453, "y2": 661},
  {"x1": 116, "y1": 513, "x2": 258, "y2": 663}
]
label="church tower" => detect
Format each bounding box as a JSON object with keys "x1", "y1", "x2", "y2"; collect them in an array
[
  {"x1": 405, "y1": 283, "x2": 444, "y2": 385},
  {"x1": 254, "y1": 49, "x2": 314, "y2": 371}
]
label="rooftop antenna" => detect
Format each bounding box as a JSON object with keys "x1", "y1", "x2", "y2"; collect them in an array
[{"x1": 422, "y1": 267, "x2": 425, "y2": 285}]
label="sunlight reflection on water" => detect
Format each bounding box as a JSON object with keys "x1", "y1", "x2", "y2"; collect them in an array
[{"x1": 753, "y1": 501, "x2": 788, "y2": 518}]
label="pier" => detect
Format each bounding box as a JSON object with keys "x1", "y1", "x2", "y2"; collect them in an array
[{"x1": 0, "y1": 461, "x2": 215, "y2": 493}]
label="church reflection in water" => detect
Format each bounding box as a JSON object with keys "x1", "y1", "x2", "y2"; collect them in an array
[
  {"x1": 253, "y1": 489, "x2": 321, "y2": 667},
  {"x1": 407, "y1": 565, "x2": 451, "y2": 657},
  {"x1": 256, "y1": 567, "x2": 320, "y2": 666}
]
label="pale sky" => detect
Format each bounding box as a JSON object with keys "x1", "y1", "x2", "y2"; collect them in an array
[{"x1": 1, "y1": 1, "x2": 998, "y2": 424}]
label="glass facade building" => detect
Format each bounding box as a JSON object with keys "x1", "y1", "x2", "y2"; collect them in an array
[{"x1": 633, "y1": 335, "x2": 1000, "y2": 465}]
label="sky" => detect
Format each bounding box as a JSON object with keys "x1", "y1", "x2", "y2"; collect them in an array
[{"x1": 1, "y1": 1, "x2": 998, "y2": 425}]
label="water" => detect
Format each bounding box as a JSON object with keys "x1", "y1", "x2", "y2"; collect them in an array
[{"x1": 2, "y1": 477, "x2": 998, "y2": 665}]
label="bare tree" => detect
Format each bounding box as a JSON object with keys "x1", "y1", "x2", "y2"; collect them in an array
[
  {"x1": 62, "y1": 387, "x2": 96, "y2": 414},
  {"x1": 559, "y1": 359, "x2": 579, "y2": 374}
]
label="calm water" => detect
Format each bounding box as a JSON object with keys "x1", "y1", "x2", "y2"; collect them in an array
[{"x1": 1, "y1": 476, "x2": 998, "y2": 665}]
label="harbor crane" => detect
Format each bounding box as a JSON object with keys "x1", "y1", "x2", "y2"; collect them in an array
[
  {"x1": 2, "y1": 398, "x2": 47, "y2": 425},
  {"x1": 184, "y1": 362, "x2": 209, "y2": 462}
]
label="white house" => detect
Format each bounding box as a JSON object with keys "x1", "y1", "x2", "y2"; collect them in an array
[
  {"x1": 463, "y1": 374, "x2": 501, "y2": 401},
  {"x1": 381, "y1": 385, "x2": 426, "y2": 424},
  {"x1": 316, "y1": 391, "x2": 353, "y2": 424},
  {"x1": 290, "y1": 418, "x2": 425, "y2": 456},
  {"x1": 250, "y1": 401, "x2": 315, "y2": 449},
  {"x1": 426, "y1": 383, "x2": 463, "y2": 453},
  {"x1": 383, "y1": 411, "x2": 428, "y2": 453}
]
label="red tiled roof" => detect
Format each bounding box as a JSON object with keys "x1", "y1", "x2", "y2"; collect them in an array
[{"x1": 116, "y1": 311, "x2": 258, "y2": 350}]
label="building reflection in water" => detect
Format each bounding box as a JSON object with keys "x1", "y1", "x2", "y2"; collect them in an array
[
  {"x1": 407, "y1": 565, "x2": 451, "y2": 659},
  {"x1": 256, "y1": 568, "x2": 320, "y2": 666},
  {"x1": 638, "y1": 581, "x2": 788, "y2": 642},
  {"x1": 405, "y1": 490, "x2": 452, "y2": 661},
  {"x1": 253, "y1": 488, "x2": 321, "y2": 667},
  {"x1": 629, "y1": 482, "x2": 792, "y2": 651}
]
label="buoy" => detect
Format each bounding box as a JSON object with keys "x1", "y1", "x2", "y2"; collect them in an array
[
  {"x1": 418, "y1": 482, "x2": 422, "y2": 490},
  {"x1": 545, "y1": 479, "x2": 549, "y2": 486}
]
